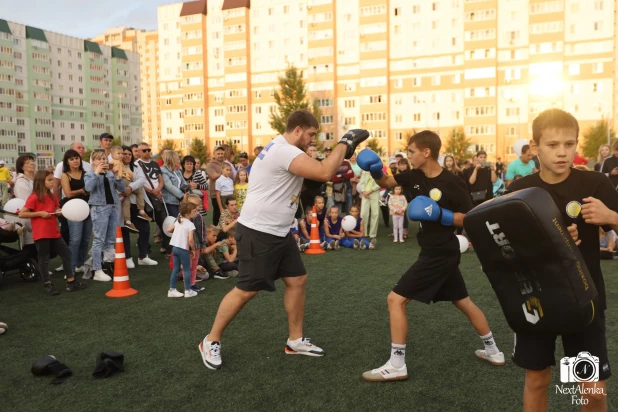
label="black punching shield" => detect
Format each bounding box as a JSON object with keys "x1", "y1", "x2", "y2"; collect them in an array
[{"x1": 463, "y1": 187, "x2": 597, "y2": 336}]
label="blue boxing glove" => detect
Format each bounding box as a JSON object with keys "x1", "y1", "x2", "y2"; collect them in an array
[
  {"x1": 356, "y1": 149, "x2": 384, "y2": 180},
  {"x1": 408, "y1": 196, "x2": 454, "y2": 226}
]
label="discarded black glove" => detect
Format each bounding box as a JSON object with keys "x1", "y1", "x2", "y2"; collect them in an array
[
  {"x1": 31, "y1": 355, "x2": 72, "y2": 384},
  {"x1": 93, "y1": 350, "x2": 125, "y2": 379}
]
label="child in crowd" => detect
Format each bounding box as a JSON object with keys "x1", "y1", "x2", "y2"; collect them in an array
[
  {"x1": 324, "y1": 205, "x2": 343, "y2": 250},
  {"x1": 19, "y1": 170, "x2": 87, "y2": 295},
  {"x1": 110, "y1": 146, "x2": 150, "y2": 232},
  {"x1": 215, "y1": 164, "x2": 235, "y2": 214},
  {"x1": 201, "y1": 225, "x2": 231, "y2": 280},
  {"x1": 187, "y1": 194, "x2": 207, "y2": 292},
  {"x1": 388, "y1": 185, "x2": 408, "y2": 243},
  {"x1": 167, "y1": 201, "x2": 198, "y2": 298},
  {"x1": 289, "y1": 217, "x2": 309, "y2": 251},
  {"x1": 234, "y1": 169, "x2": 249, "y2": 212},
  {"x1": 85, "y1": 151, "x2": 126, "y2": 282},
  {"x1": 599, "y1": 227, "x2": 617, "y2": 260},
  {"x1": 340, "y1": 204, "x2": 375, "y2": 250},
  {"x1": 314, "y1": 195, "x2": 327, "y2": 242}
]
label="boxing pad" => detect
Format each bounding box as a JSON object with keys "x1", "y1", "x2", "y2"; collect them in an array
[{"x1": 463, "y1": 187, "x2": 597, "y2": 336}]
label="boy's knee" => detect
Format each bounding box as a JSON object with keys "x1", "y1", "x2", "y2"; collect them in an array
[
  {"x1": 525, "y1": 368, "x2": 552, "y2": 392},
  {"x1": 387, "y1": 292, "x2": 406, "y2": 309},
  {"x1": 581, "y1": 381, "x2": 607, "y2": 407}
]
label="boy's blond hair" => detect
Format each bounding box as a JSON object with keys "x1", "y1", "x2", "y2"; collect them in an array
[{"x1": 206, "y1": 225, "x2": 220, "y2": 235}]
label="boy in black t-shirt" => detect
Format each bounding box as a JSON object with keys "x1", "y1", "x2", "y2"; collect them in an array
[
  {"x1": 507, "y1": 109, "x2": 618, "y2": 411},
  {"x1": 357, "y1": 131, "x2": 504, "y2": 382}
]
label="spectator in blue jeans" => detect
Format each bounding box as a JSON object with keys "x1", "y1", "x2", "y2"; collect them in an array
[
  {"x1": 85, "y1": 151, "x2": 125, "y2": 282},
  {"x1": 161, "y1": 151, "x2": 190, "y2": 254},
  {"x1": 60, "y1": 149, "x2": 91, "y2": 274}
]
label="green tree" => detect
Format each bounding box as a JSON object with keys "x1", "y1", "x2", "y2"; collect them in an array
[
  {"x1": 111, "y1": 137, "x2": 122, "y2": 148},
  {"x1": 443, "y1": 127, "x2": 473, "y2": 162},
  {"x1": 399, "y1": 129, "x2": 418, "y2": 151},
  {"x1": 582, "y1": 119, "x2": 616, "y2": 159},
  {"x1": 365, "y1": 139, "x2": 385, "y2": 156},
  {"x1": 161, "y1": 139, "x2": 178, "y2": 151},
  {"x1": 269, "y1": 65, "x2": 321, "y2": 134},
  {"x1": 189, "y1": 138, "x2": 209, "y2": 163},
  {"x1": 225, "y1": 138, "x2": 241, "y2": 163}
]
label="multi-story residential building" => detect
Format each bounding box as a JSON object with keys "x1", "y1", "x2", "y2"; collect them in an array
[
  {"x1": 92, "y1": 27, "x2": 160, "y2": 151},
  {"x1": 0, "y1": 19, "x2": 141, "y2": 169}
]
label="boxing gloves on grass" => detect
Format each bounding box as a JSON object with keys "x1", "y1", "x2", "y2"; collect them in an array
[
  {"x1": 408, "y1": 196, "x2": 454, "y2": 226},
  {"x1": 338, "y1": 129, "x2": 370, "y2": 159},
  {"x1": 31, "y1": 355, "x2": 72, "y2": 384},
  {"x1": 357, "y1": 150, "x2": 384, "y2": 180}
]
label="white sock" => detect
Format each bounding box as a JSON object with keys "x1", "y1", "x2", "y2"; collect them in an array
[
  {"x1": 390, "y1": 343, "x2": 406, "y2": 368},
  {"x1": 480, "y1": 332, "x2": 499, "y2": 355},
  {"x1": 287, "y1": 337, "x2": 303, "y2": 346}
]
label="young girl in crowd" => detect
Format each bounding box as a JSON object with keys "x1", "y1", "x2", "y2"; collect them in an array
[
  {"x1": 234, "y1": 169, "x2": 249, "y2": 212},
  {"x1": 397, "y1": 158, "x2": 412, "y2": 240},
  {"x1": 314, "y1": 195, "x2": 327, "y2": 242},
  {"x1": 186, "y1": 194, "x2": 207, "y2": 293},
  {"x1": 19, "y1": 170, "x2": 87, "y2": 295},
  {"x1": 443, "y1": 154, "x2": 465, "y2": 181},
  {"x1": 323, "y1": 205, "x2": 343, "y2": 250},
  {"x1": 388, "y1": 185, "x2": 408, "y2": 243},
  {"x1": 340, "y1": 205, "x2": 375, "y2": 249},
  {"x1": 215, "y1": 164, "x2": 235, "y2": 216},
  {"x1": 167, "y1": 201, "x2": 199, "y2": 298},
  {"x1": 85, "y1": 151, "x2": 126, "y2": 282}
]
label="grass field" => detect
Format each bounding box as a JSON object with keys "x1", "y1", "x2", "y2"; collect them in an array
[{"x1": 1, "y1": 217, "x2": 617, "y2": 412}]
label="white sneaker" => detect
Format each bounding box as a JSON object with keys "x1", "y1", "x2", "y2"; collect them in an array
[
  {"x1": 474, "y1": 349, "x2": 505, "y2": 366},
  {"x1": 353, "y1": 239, "x2": 360, "y2": 249},
  {"x1": 360, "y1": 241, "x2": 367, "y2": 250},
  {"x1": 184, "y1": 289, "x2": 198, "y2": 298},
  {"x1": 126, "y1": 257, "x2": 135, "y2": 269},
  {"x1": 55, "y1": 264, "x2": 64, "y2": 272},
  {"x1": 93, "y1": 270, "x2": 111, "y2": 282},
  {"x1": 369, "y1": 239, "x2": 377, "y2": 249},
  {"x1": 285, "y1": 337, "x2": 325, "y2": 357},
  {"x1": 334, "y1": 240, "x2": 340, "y2": 251},
  {"x1": 327, "y1": 241, "x2": 334, "y2": 250},
  {"x1": 168, "y1": 289, "x2": 183, "y2": 298},
  {"x1": 199, "y1": 335, "x2": 222, "y2": 370},
  {"x1": 138, "y1": 256, "x2": 158, "y2": 266},
  {"x1": 74, "y1": 266, "x2": 86, "y2": 273},
  {"x1": 362, "y1": 361, "x2": 408, "y2": 382},
  {"x1": 393, "y1": 239, "x2": 398, "y2": 243}
]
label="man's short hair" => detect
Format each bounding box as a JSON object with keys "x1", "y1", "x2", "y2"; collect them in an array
[
  {"x1": 138, "y1": 142, "x2": 150, "y2": 147},
  {"x1": 225, "y1": 197, "x2": 236, "y2": 206},
  {"x1": 521, "y1": 145, "x2": 531, "y2": 155},
  {"x1": 408, "y1": 130, "x2": 441, "y2": 160},
  {"x1": 477, "y1": 150, "x2": 487, "y2": 157},
  {"x1": 285, "y1": 110, "x2": 319, "y2": 133},
  {"x1": 532, "y1": 108, "x2": 579, "y2": 144}
]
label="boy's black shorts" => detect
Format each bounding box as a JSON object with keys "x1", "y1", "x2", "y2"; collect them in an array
[
  {"x1": 392, "y1": 252, "x2": 468, "y2": 304},
  {"x1": 235, "y1": 223, "x2": 306, "y2": 292},
  {"x1": 512, "y1": 311, "x2": 611, "y2": 381}
]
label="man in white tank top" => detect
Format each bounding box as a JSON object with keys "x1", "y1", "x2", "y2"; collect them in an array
[{"x1": 199, "y1": 110, "x2": 369, "y2": 370}]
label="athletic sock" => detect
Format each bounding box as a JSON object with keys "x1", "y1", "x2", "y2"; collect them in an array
[
  {"x1": 480, "y1": 332, "x2": 499, "y2": 355},
  {"x1": 287, "y1": 337, "x2": 303, "y2": 346},
  {"x1": 389, "y1": 343, "x2": 406, "y2": 368}
]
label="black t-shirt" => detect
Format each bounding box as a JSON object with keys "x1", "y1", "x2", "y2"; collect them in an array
[
  {"x1": 103, "y1": 175, "x2": 114, "y2": 205},
  {"x1": 506, "y1": 169, "x2": 618, "y2": 310},
  {"x1": 463, "y1": 166, "x2": 493, "y2": 200},
  {"x1": 600, "y1": 155, "x2": 618, "y2": 188},
  {"x1": 137, "y1": 160, "x2": 162, "y2": 189},
  {"x1": 495, "y1": 162, "x2": 504, "y2": 174},
  {"x1": 395, "y1": 168, "x2": 472, "y2": 254}
]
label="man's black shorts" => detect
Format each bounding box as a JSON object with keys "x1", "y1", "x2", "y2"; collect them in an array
[
  {"x1": 512, "y1": 311, "x2": 611, "y2": 380},
  {"x1": 392, "y1": 252, "x2": 469, "y2": 304},
  {"x1": 235, "y1": 223, "x2": 306, "y2": 292}
]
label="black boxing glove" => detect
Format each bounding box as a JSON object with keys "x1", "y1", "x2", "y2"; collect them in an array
[
  {"x1": 31, "y1": 355, "x2": 72, "y2": 384},
  {"x1": 337, "y1": 129, "x2": 370, "y2": 159}
]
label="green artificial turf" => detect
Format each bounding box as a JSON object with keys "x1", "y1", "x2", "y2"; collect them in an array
[{"x1": 1, "y1": 219, "x2": 616, "y2": 412}]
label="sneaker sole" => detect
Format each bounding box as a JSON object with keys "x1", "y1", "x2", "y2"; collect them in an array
[
  {"x1": 284, "y1": 346, "x2": 325, "y2": 357},
  {"x1": 362, "y1": 373, "x2": 408, "y2": 382},
  {"x1": 474, "y1": 351, "x2": 505, "y2": 366},
  {"x1": 198, "y1": 342, "x2": 222, "y2": 370},
  {"x1": 213, "y1": 276, "x2": 229, "y2": 280}
]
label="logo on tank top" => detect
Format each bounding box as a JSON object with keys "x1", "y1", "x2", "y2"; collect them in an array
[
  {"x1": 566, "y1": 201, "x2": 582, "y2": 219},
  {"x1": 429, "y1": 188, "x2": 442, "y2": 201}
]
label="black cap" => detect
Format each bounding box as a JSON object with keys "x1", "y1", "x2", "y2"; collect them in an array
[
  {"x1": 239, "y1": 152, "x2": 248, "y2": 159},
  {"x1": 99, "y1": 133, "x2": 113, "y2": 140},
  {"x1": 324, "y1": 146, "x2": 332, "y2": 152}
]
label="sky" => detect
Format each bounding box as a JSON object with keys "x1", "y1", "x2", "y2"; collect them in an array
[{"x1": 3, "y1": 0, "x2": 173, "y2": 39}]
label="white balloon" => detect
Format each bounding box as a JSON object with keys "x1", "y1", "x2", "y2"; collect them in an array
[
  {"x1": 341, "y1": 215, "x2": 357, "y2": 231},
  {"x1": 4, "y1": 198, "x2": 25, "y2": 214},
  {"x1": 62, "y1": 198, "x2": 90, "y2": 222},
  {"x1": 513, "y1": 139, "x2": 529, "y2": 157},
  {"x1": 457, "y1": 235, "x2": 469, "y2": 254},
  {"x1": 162, "y1": 216, "x2": 177, "y2": 238}
]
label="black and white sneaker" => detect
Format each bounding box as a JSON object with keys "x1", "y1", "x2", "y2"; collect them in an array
[
  {"x1": 199, "y1": 335, "x2": 222, "y2": 370},
  {"x1": 191, "y1": 284, "x2": 205, "y2": 292},
  {"x1": 44, "y1": 283, "x2": 60, "y2": 296},
  {"x1": 284, "y1": 337, "x2": 325, "y2": 357},
  {"x1": 213, "y1": 271, "x2": 229, "y2": 280}
]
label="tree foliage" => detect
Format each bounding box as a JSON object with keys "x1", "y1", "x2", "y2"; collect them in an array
[
  {"x1": 269, "y1": 65, "x2": 321, "y2": 134},
  {"x1": 365, "y1": 139, "x2": 385, "y2": 156},
  {"x1": 159, "y1": 140, "x2": 178, "y2": 158},
  {"x1": 189, "y1": 138, "x2": 209, "y2": 163},
  {"x1": 443, "y1": 127, "x2": 473, "y2": 162},
  {"x1": 582, "y1": 119, "x2": 617, "y2": 159}
]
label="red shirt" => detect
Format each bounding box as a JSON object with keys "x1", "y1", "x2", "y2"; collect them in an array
[
  {"x1": 24, "y1": 192, "x2": 60, "y2": 241},
  {"x1": 573, "y1": 155, "x2": 588, "y2": 166}
]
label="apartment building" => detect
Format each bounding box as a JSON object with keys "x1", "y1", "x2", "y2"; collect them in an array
[
  {"x1": 92, "y1": 27, "x2": 160, "y2": 151},
  {"x1": 0, "y1": 20, "x2": 141, "y2": 169},
  {"x1": 110, "y1": 0, "x2": 612, "y2": 160}
]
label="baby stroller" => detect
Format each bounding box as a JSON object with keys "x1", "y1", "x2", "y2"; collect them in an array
[{"x1": 0, "y1": 228, "x2": 39, "y2": 288}]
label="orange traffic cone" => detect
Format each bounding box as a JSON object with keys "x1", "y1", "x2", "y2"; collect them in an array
[
  {"x1": 106, "y1": 227, "x2": 138, "y2": 298},
  {"x1": 304, "y1": 206, "x2": 325, "y2": 255}
]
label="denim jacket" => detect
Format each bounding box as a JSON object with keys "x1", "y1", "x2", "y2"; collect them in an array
[
  {"x1": 84, "y1": 171, "x2": 126, "y2": 206},
  {"x1": 161, "y1": 166, "x2": 187, "y2": 205}
]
